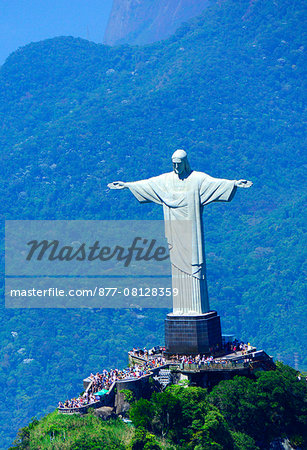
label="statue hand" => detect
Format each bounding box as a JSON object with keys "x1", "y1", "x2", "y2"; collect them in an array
[
  {"x1": 107, "y1": 181, "x2": 127, "y2": 189},
  {"x1": 235, "y1": 179, "x2": 253, "y2": 188}
]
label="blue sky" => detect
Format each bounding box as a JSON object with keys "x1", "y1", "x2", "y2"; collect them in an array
[{"x1": 0, "y1": 0, "x2": 113, "y2": 64}]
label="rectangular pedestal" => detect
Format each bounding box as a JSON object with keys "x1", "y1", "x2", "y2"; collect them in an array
[{"x1": 165, "y1": 311, "x2": 222, "y2": 355}]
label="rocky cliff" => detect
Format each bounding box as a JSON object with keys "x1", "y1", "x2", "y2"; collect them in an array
[{"x1": 104, "y1": 0, "x2": 210, "y2": 45}]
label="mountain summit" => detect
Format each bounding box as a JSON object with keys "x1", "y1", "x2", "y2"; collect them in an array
[{"x1": 104, "y1": 0, "x2": 210, "y2": 45}]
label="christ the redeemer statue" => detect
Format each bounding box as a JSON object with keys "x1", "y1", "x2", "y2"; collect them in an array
[{"x1": 108, "y1": 150, "x2": 252, "y2": 315}]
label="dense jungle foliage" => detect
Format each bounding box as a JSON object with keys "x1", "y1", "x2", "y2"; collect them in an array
[
  {"x1": 0, "y1": 0, "x2": 306, "y2": 446},
  {"x1": 128, "y1": 363, "x2": 307, "y2": 449}
]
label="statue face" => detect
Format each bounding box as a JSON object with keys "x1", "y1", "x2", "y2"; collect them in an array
[{"x1": 173, "y1": 159, "x2": 186, "y2": 175}]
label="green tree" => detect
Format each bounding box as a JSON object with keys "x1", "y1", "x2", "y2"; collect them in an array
[
  {"x1": 255, "y1": 362, "x2": 307, "y2": 445},
  {"x1": 208, "y1": 376, "x2": 265, "y2": 439},
  {"x1": 209, "y1": 363, "x2": 307, "y2": 446},
  {"x1": 120, "y1": 388, "x2": 136, "y2": 404},
  {"x1": 129, "y1": 398, "x2": 155, "y2": 430},
  {"x1": 129, "y1": 427, "x2": 161, "y2": 450},
  {"x1": 231, "y1": 431, "x2": 259, "y2": 450},
  {"x1": 151, "y1": 389, "x2": 183, "y2": 440},
  {"x1": 70, "y1": 434, "x2": 109, "y2": 450},
  {"x1": 194, "y1": 409, "x2": 234, "y2": 449}
]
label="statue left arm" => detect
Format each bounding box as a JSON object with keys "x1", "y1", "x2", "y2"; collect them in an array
[
  {"x1": 200, "y1": 175, "x2": 252, "y2": 205},
  {"x1": 235, "y1": 179, "x2": 253, "y2": 188},
  {"x1": 200, "y1": 174, "x2": 236, "y2": 205}
]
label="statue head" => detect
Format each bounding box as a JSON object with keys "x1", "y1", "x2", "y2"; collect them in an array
[{"x1": 172, "y1": 149, "x2": 191, "y2": 177}]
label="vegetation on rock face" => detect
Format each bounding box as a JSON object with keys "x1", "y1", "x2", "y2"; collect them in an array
[
  {"x1": 129, "y1": 363, "x2": 307, "y2": 449},
  {"x1": 0, "y1": 0, "x2": 306, "y2": 446},
  {"x1": 9, "y1": 411, "x2": 132, "y2": 449}
]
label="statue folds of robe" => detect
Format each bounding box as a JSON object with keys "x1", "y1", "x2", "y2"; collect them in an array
[{"x1": 126, "y1": 170, "x2": 237, "y2": 315}]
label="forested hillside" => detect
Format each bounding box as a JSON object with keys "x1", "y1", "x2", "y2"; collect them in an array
[{"x1": 0, "y1": 0, "x2": 306, "y2": 446}]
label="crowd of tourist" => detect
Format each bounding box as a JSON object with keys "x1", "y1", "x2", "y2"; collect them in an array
[
  {"x1": 87, "y1": 366, "x2": 152, "y2": 395},
  {"x1": 147, "y1": 355, "x2": 166, "y2": 367},
  {"x1": 58, "y1": 355, "x2": 167, "y2": 411},
  {"x1": 130, "y1": 341, "x2": 253, "y2": 363},
  {"x1": 58, "y1": 341, "x2": 253, "y2": 411},
  {"x1": 58, "y1": 391, "x2": 98, "y2": 410},
  {"x1": 129, "y1": 346, "x2": 165, "y2": 360},
  {"x1": 223, "y1": 339, "x2": 253, "y2": 354},
  {"x1": 130, "y1": 341, "x2": 253, "y2": 362}
]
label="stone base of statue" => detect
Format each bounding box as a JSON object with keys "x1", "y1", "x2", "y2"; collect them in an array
[{"x1": 165, "y1": 311, "x2": 222, "y2": 355}]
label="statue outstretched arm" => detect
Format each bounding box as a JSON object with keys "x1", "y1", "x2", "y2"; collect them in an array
[
  {"x1": 235, "y1": 179, "x2": 253, "y2": 188},
  {"x1": 108, "y1": 176, "x2": 166, "y2": 205},
  {"x1": 107, "y1": 181, "x2": 127, "y2": 189}
]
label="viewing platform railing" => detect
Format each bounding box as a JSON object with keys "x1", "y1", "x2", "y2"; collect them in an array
[
  {"x1": 58, "y1": 400, "x2": 101, "y2": 414},
  {"x1": 59, "y1": 350, "x2": 265, "y2": 414},
  {"x1": 171, "y1": 360, "x2": 251, "y2": 372}
]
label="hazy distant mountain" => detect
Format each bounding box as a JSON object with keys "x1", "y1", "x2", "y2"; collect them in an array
[{"x1": 104, "y1": 0, "x2": 210, "y2": 45}]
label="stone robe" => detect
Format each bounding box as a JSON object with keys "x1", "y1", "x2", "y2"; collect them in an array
[{"x1": 126, "y1": 170, "x2": 236, "y2": 314}]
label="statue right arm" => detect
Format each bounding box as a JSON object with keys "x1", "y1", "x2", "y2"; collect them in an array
[
  {"x1": 111, "y1": 176, "x2": 166, "y2": 205},
  {"x1": 108, "y1": 174, "x2": 167, "y2": 205}
]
